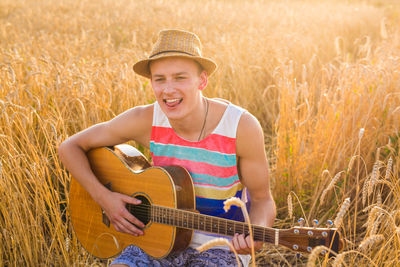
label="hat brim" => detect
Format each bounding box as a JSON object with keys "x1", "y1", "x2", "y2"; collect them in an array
[{"x1": 133, "y1": 53, "x2": 217, "y2": 79}]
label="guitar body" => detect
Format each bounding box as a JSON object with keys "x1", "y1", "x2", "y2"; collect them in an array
[{"x1": 69, "y1": 145, "x2": 196, "y2": 259}]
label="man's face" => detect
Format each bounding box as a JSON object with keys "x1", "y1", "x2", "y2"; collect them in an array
[{"x1": 150, "y1": 57, "x2": 207, "y2": 121}]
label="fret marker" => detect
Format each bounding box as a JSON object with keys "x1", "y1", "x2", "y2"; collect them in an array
[{"x1": 275, "y1": 229, "x2": 279, "y2": 246}]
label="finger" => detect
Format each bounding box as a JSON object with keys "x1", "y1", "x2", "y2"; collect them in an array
[
  {"x1": 235, "y1": 234, "x2": 252, "y2": 254},
  {"x1": 120, "y1": 209, "x2": 145, "y2": 233},
  {"x1": 123, "y1": 209, "x2": 145, "y2": 229},
  {"x1": 119, "y1": 195, "x2": 145, "y2": 228},
  {"x1": 108, "y1": 208, "x2": 143, "y2": 235},
  {"x1": 245, "y1": 235, "x2": 253, "y2": 249},
  {"x1": 231, "y1": 233, "x2": 240, "y2": 251},
  {"x1": 243, "y1": 237, "x2": 262, "y2": 253},
  {"x1": 232, "y1": 234, "x2": 246, "y2": 254},
  {"x1": 117, "y1": 217, "x2": 143, "y2": 236},
  {"x1": 113, "y1": 221, "x2": 133, "y2": 235},
  {"x1": 237, "y1": 234, "x2": 248, "y2": 250},
  {"x1": 123, "y1": 194, "x2": 141, "y2": 205}
]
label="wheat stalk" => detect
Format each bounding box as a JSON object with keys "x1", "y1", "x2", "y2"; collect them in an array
[
  {"x1": 333, "y1": 250, "x2": 378, "y2": 267},
  {"x1": 335, "y1": 36, "x2": 343, "y2": 57},
  {"x1": 347, "y1": 155, "x2": 357, "y2": 173},
  {"x1": 287, "y1": 193, "x2": 293, "y2": 219},
  {"x1": 306, "y1": 246, "x2": 335, "y2": 267},
  {"x1": 334, "y1": 198, "x2": 351, "y2": 228},
  {"x1": 358, "y1": 234, "x2": 384, "y2": 252},
  {"x1": 376, "y1": 192, "x2": 382, "y2": 206},
  {"x1": 223, "y1": 197, "x2": 256, "y2": 267},
  {"x1": 365, "y1": 206, "x2": 380, "y2": 234},
  {"x1": 384, "y1": 157, "x2": 393, "y2": 180},
  {"x1": 320, "y1": 171, "x2": 344, "y2": 205},
  {"x1": 373, "y1": 180, "x2": 393, "y2": 196},
  {"x1": 332, "y1": 252, "x2": 346, "y2": 267},
  {"x1": 370, "y1": 213, "x2": 383, "y2": 236},
  {"x1": 368, "y1": 161, "x2": 380, "y2": 196},
  {"x1": 362, "y1": 177, "x2": 369, "y2": 207},
  {"x1": 65, "y1": 237, "x2": 70, "y2": 253}
]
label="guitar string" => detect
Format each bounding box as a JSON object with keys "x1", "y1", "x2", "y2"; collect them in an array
[
  {"x1": 127, "y1": 204, "x2": 272, "y2": 234},
  {"x1": 124, "y1": 204, "x2": 276, "y2": 241}
]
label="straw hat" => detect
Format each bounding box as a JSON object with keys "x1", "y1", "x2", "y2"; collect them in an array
[{"x1": 133, "y1": 29, "x2": 217, "y2": 79}]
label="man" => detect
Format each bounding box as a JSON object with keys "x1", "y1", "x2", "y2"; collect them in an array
[{"x1": 58, "y1": 29, "x2": 276, "y2": 267}]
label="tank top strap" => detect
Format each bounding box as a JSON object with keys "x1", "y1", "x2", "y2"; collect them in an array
[
  {"x1": 212, "y1": 99, "x2": 246, "y2": 139},
  {"x1": 152, "y1": 101, "x2": 170, "y2": 128}
]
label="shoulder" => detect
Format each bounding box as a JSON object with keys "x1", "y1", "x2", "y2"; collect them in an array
[
  {"x1": 237, "y1": 111, "x2": 262, "y2": 138},
  {"x1": 126, "y1": 103, "x2": 154, "y2": 118},
  {"x1": 109, "y1": 104, "x2": 153, "y2": 126},
  {"x1": 124, "y1": 103, "x2": 154, "y2": 116},
  {"x1": 236, "y1": 111, "x2": 264, "y2": 157},
  {"x1": 106, "y1": 103, "x2": 154, "y2": 143}
]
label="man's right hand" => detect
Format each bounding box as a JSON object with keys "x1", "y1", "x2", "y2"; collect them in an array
[
  {"x1": 57, "y1": 105, "x2": 153, "y2": 236},
  {"x1": 97, "y1": 191, "x2": 145, "y2": 236}
]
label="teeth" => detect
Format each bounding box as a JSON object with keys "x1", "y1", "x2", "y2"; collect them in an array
[{"x1": 165, "y1": 99, "x2": 181, "y2": 103}]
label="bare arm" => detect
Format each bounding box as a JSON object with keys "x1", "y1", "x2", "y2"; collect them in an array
[
  {"x1": 58, "y1": 105, "x2": 153, "y2": 235},
  {"x1": 231, "y1": 112, "x2": 276, "y2": 254}
]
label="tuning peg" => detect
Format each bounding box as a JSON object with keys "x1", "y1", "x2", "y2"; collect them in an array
[
  {"x1": 312, "y1": 219, "x2": 319, "y2": 227},
  {"x1": 298, "y1": 218, "x2": 305, "y2": 227},
  {"x1": 326, "y1": 220, "x2": 333, "y2": 228}
]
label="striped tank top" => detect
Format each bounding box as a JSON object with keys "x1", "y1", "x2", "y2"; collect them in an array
[{"x1": 150, "y1": 99, "x2": 248, "y2": 222}]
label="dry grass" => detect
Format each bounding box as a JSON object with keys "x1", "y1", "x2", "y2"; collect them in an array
[{"x1": 1, "y1": 0, "x2": 400, "y2": 266}]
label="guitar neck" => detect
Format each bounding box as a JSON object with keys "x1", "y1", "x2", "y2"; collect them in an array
[{"x1": 129, "y1": 204, "x2": 276, "y2": 244}]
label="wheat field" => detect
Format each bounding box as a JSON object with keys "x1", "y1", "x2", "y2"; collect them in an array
[{"x1": 1, "y1": 0, "x2": 399, "y2": 266}]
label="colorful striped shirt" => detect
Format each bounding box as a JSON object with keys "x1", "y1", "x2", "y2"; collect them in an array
[{"x1": 150, "y1": 99, "x2": 248, "y2": 222}]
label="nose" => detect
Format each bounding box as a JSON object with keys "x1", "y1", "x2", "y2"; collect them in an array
[{"x1": 163, "y1": 80, "x2": 175, "y2": 93}]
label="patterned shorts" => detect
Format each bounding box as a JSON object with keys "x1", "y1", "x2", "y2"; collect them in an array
[{"x1": 110, "y1": 245, "x2": 243, "y2": 267}]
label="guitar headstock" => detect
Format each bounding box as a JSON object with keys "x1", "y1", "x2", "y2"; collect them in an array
[{"x1": 278, "y1": 219, "x2": 343, "y2": 256}]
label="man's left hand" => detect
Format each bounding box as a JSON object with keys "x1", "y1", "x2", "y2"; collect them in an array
[{"x1": 231, "y1": 233, "x2": 263, "y2": 254}]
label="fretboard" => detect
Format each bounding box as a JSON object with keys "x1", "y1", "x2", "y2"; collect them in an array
[{"x1": 149, "y1": 205, "x2": 275, "y2": 243}]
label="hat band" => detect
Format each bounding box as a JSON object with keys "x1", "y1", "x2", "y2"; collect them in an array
[{"x1": 149, "y1": 50, "x2": 195, "y2": 58}]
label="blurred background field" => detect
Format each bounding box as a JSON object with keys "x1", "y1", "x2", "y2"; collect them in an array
[{"x1": 1, "y1": 0, "x2": 399, "y2": 265}]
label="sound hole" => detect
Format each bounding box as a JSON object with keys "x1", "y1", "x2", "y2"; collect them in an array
[{"x1": 126, "y1": 194, "x2": 151, "y2": 228}]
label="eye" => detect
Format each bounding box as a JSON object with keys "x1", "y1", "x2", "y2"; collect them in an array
[
  {"x1": 155, "y1": 78, "x2": 165, "y2": 82},
  {"x1": 176, "y1": 76, "x2": 186, "y2": 80}
]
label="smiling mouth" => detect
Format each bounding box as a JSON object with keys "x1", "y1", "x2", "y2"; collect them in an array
[{"x1": 163, "y1": 98, "x2": 183, "y2": 107}]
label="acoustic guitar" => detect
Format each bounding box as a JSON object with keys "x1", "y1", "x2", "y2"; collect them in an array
[{"x1": 69, "y1": 145, "x2": 343, "y2": 259}]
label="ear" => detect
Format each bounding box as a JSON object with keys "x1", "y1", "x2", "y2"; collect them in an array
[{"x1": 198, "y1": 70, "x2": 208, "y2": 91}]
